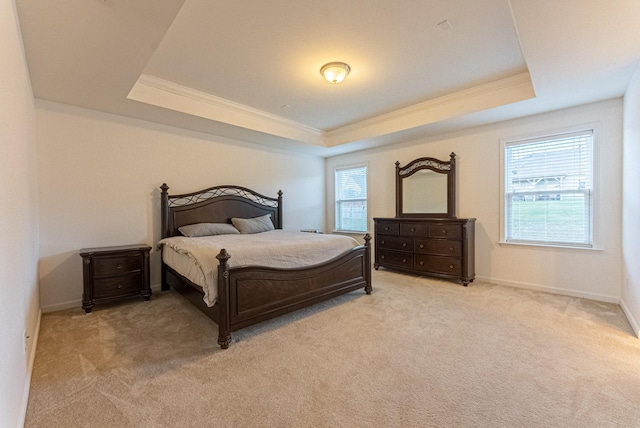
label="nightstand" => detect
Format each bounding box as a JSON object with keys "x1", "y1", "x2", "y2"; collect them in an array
[{"x1": 80, "y1": 244, "x2": 152, "y2": 313}]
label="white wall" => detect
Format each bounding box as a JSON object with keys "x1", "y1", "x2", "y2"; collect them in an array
[
  {"x1": 327, "y1": 99, "x2": 623, "y2": 303},
  {"x1": 37, "y1": 101, "x2": 325, "y2": 311},
  {"x1": 0, "y1": 0, "x2": 41, "y2": 426},
  {"x1": 622, "y1": 65, "x2": 640, "y2": 335}
]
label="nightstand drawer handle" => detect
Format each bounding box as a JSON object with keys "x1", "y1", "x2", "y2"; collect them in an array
[
  {"x1": 385, "y1": 227, "x2": 389, "y2": 231},
  {"x1": 419, "y1": 244, "x2": 424, "y2": 249},
  {"x1": 442, "y1": 229, "x2": 447, "y2": 234},
  {"x1": 419, "y1": 261, "x2": 424, "y2": 266},
  {"x1": 117, "y1": 264, "x2": 122, "y2": 269},
  {"x1": 117, "y1": 283, "x2": 123, "y2": 289},
  {"x1": 449, "y1": 265, "x2": 454, "y2": 269},
  {"x1": 402, "y1": 258, "x2": 407, "y2": 263},
  {"x1": 402, "y1": 243, "x2": 407, "y2": 247},
  {"x1": 410, "y1": 228, "x2": 415, "y2": 232},
  {"x1": 449, "y1": 247, "x2": 454, "y2": 251},
  {"x1": 381, "y1": 255, "x2": 385, "y2": 259},
  {"x1": 380, "y1": 240, "x2": 385, "y2": 245}
]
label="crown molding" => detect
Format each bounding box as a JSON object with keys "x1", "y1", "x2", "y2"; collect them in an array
[
  {"x1": 128, "y1": 71, "x2": 534, "y2": 148},
  {"x1": 127, "y1": 74, "x2": 326, "y2": 146},
  {"x1": 325, "y1": 71, "x2": 536, "y2": 147}
]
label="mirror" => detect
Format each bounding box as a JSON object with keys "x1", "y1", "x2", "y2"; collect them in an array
[{"x1": 396, "y1": 153, "x2": 456, "y2": 218}]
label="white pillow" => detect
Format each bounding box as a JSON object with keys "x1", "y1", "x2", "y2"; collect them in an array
[
  {"x1": 178, "y1": 223, "x2": 240, "y2": 237},
  {"x1": 231, "y1": 214, "x2": 275, "y2": 234}
]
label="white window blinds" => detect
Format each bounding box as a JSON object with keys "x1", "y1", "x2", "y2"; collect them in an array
[
  {"x1": 504, "y1": 130, "x2": 594, "y2": 247},
  {"x1": 335, "y1": 166, "x2": 368, "y2": 232}
]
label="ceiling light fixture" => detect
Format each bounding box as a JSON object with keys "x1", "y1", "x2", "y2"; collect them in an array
[{"x1": 320, "y1": 62, "x2": 351, "y2": 84}]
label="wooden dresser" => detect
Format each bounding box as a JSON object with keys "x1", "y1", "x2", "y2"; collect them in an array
[
  {"x1": 373, "y1": 217, "x2": 475, "y2": 285},
  {"x1": 80, "y1": 244, "x2": 152, "y2": 313}
]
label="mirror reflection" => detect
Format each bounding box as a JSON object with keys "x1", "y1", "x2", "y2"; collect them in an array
[{"x1": 402, "y1": 170, "x2": 448, "y2": 214}]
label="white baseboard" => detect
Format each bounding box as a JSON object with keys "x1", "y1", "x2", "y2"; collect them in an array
[
  {"x1": 620, "y1": 299, "x2": 640, "y2": 338},
  {"x1": 41, "y1": 298, "x2": 80, "y2": 313},
  {"x1": 476, "y1": 275, "x2": 620, "y2": 304},
  {"x1": 19, "y1": 308, "x2": 41, "y2": 428},
  {"x1": 41, "y1": 283, "x2": 163, "y2": 313},
  {"x1": 475, "y1": 276, "x2": 640, "y2": 337}
]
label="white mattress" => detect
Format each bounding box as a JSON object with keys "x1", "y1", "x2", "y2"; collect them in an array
[{"x1": 160, "y1": 230, "x2": 360, "y2": 306}]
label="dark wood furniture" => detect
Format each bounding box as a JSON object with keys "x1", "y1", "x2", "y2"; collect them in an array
[
  {"x1": 374, "y1": 217, "x2": 475, "y2": 285},
  {"x1": 159, "y1": 184, "x2": 372, "y2": 349},
  {"x1": 80, "y1": 244, "x2": 151, "y2": 313},
  {"x1": 375, "y1": 153, "x2": 476, "y2": 285}
]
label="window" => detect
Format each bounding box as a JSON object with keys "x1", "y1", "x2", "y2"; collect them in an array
[
  {"x1": 335, "y1": 165, "x2": 367, "y2": 232},
  {"x1": 503, "y1": 130, "x2": 594, "y2": 247}
]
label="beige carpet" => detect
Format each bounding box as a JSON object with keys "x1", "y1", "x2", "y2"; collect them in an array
[{"x1": 25, "y1": 270, "x2": 640, "y2": 427}]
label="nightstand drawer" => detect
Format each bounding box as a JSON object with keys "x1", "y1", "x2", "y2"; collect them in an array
[
  {"x1": 94, "y1": 273, "x2": 143, "y2": 299},
  {"x1": 80, "y1": 244, "x2": 151, "y2": 313},
  {"x1": 93, "y1": 254, "x2": 143, "y2": 276}
]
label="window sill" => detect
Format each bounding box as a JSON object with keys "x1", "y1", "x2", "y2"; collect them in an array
[
  {"x1": 333, "y1": 230, "x2": 370, "y2": 235},
  {"x1": 498, "y1": 241, "x2": 602, "y2": 252}
]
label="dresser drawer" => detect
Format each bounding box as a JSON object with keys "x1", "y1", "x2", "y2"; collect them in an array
[
  {"x1": 93, "y1": 254, "x2": 143, "y2": 276},
  {"x1": 415, "y1": 239, "x2": 462, "y2": 257},
  {"x1": 94, "y1": 273, "x2": 143, "y2": 299},
  {"x1": 377, "y1": 235, "x2": 412, "y2": 252},
  {"x1": 378, "y1": 250, "x2": 412, "y2": 269},
  {"x1": 428, "y1": 223, "x2": 462, "y2": 239},
  {"x1": 399, "y1": 222, "x2": 428, "y2": 236},
  {"x1": 415, "y1": 255, "x2": 461, "y2": 276},
  {"x1": 376, "y1": 220, "x2": 400, "y2": 235}
]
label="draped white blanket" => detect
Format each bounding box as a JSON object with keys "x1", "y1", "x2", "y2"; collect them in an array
[{"x1": 159, "y1": 230, "x2": 360, "y2": 306}]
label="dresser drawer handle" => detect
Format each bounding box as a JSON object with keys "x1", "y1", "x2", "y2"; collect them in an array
[
  {"x1": 381, "y1": 255, "x2": 385, "y2": 260},
  {"x1": 385, "y1": 227, "x2": 389, "y2": 231},
  {"x1": 410, "y1": 228, "x2": 415, "y2": 232},
  {"x1": 117, "y1": 283, "x2": 123, "y2": 289},
  {"x1": 419, "y1": 261, "x2": 424, "y2": 266},
  {"x1": 402, "y1": 243, "x2": 407, "y2": 247},
  {"x1": 419, "y1": 244, "x2": 424, "y2": 249},
  {"x1": 402, "y1": 258, "x2": 407, "y2": 263},
  {"x1": 117, "y1": 264, "x2": 122, "y2": 269},
  {"x1": 381, "y1": 240, "x2": 385, "y2": 245},
  {"x1": 449, "y1": 264, "x2": 454, "y2": 269},
  {"x1": 442, "y1": 229, "x2": 447, "y2": 234},
  {"x1": 449, "y1": 247, "x2": 454, "y2": 251}
]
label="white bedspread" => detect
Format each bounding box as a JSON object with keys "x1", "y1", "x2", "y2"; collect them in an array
[{"x1": 159, "y1": 230, "x2": 360, "y2": 306}]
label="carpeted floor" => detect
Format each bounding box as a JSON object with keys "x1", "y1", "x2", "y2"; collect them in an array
[{"x1": 25, "y1": 270, "x2": 640, "y2": 427}]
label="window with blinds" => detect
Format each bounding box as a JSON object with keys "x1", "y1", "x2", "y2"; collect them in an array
[
  {"x1": 335, "y1": 165, "x2": 368, "y2": 232},
  {"x1": 504, "y1": 130, "x2": 594, "y2": 247}
]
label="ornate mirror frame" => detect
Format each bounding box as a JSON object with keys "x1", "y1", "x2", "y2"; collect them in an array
[{"x1": 395, "y1": 152, "x2": 456, "y2": 218}]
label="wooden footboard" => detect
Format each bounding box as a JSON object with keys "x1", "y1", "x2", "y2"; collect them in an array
[
  {"x1": 162, "y1": 235, "x2": 371, "y2": 349},
  {"x1": 216, "y1": 237, "x2": 371, "y2": 348}
]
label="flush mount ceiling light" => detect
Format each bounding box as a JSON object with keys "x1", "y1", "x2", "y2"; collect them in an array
[{"x1": 320, "y1": 62, "x2": 351, "y2": 84}]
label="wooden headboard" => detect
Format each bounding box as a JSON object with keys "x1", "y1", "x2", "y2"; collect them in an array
[{"x1": 160, "y1": 184, "x2": 283, "y2": 239}]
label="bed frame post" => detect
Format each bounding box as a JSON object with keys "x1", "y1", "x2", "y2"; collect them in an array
[
  {"x1": 216, "y1": 249, "x2": 232, "y2": 349},
  {"x1": 160, "y1": 183, "x2": 170, "y2": 291},
  {"x1": 363, "y1": 233, "x2": 372, "y2": 294},
  {"x1": 277, "y1": 190, "x2": 283, "y2": 229},
  {"x1": 160, "y1": 183, "x2": 170, "y2": 238}
]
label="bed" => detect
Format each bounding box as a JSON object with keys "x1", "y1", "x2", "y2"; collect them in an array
[{"x1": 159, "y1": 183, "x2": 372, "y2": 348}]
